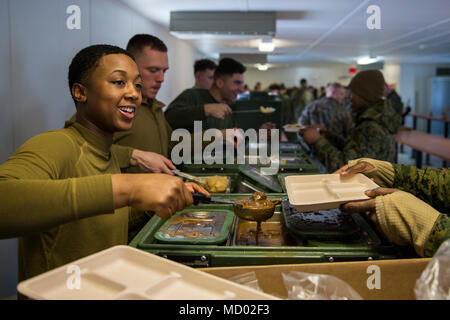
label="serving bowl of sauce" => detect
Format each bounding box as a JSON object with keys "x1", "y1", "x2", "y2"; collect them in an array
[{"x1": 233, "y1": 192, "x2": 281, "y2": 222}]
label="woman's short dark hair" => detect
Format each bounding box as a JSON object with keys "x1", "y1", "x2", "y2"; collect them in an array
[
  {"x1": 68, "y1": 44, "x2": 135, "y2": 104},
  {"x1": 214, "y1": 58, "x2": 246, "y2": 79}
]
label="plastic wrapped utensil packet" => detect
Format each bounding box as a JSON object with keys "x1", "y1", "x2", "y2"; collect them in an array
[
  {"x1": 227, "y1": 272, "x2": 262, "y2": 292},
  {"x1": 282, "y1": 271, "x2": 363, "y2": 300},
  {"x1": 415, "y1": 239, "x2": 450, "y2": 300}
]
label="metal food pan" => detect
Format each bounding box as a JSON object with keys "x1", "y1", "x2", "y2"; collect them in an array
[
  {"x1": 238, "y1": 164, "x2": 283, "y2": 193},
  {"x1": 178, "y1": 172, "x2": 236, "y2": 193},
  {"x1": 178, "y1": 172, "x2": 271, "y2": 194}
]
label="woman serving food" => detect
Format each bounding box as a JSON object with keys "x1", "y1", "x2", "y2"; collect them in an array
[{"x1": 0, "y1": 44, "x2": 207, "y2": 283}]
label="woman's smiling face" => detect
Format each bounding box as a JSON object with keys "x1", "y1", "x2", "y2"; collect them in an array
[{"x1": 77, "y1": 53, "x2": 142, "y2": 137}]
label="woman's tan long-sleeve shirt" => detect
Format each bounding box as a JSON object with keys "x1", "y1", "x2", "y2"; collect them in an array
[{"x1": 0, "y1": 122, "x2": 128, "y2": 282}]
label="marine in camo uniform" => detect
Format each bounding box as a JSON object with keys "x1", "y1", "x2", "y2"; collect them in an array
[
  {"x1": 301, "y1": 70, "x2": 402, "y2": 173},
  {"x1": 384, "y1": 83, "x2": 404, "y2": 116},
  {"x1": 290, "y1": 78, "x2": 315, "y2": 121},
  {"x1": 298, "y1": 82, "x2": 353, "y2": 140}
]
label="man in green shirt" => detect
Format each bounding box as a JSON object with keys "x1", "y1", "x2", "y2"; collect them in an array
[
  {"x1": 165, "y1": 57, "x2": 246, "y2": 133},
  {"x1": 0, "y1": 44, "x2": 207, "y2": 284},
  {"x1": 193, "y1": 59, "x2": 217, "y2": 89}
]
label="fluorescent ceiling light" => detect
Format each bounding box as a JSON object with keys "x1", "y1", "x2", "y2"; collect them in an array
[
  {"x1": 357, "y1": 56, "x2": 380, "y2": 65},
  {"x1": 259, "y1": 39, "x2": 275, "y2": 52},
  {"x1": 257, "y1": 64, "x2": 269, "y2": 71}
]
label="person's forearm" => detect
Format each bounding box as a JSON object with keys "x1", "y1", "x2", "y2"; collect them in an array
[
  {"x1": 375, "y1": 191, "x2": 442, "y2": 257},
  {"x1": 111, "y1": 174, "x2": 133, "y2": 208},
  {"x1": 392, "y1": 165, "x2": 450, "y2": 211},
  {"x1": 0, "y1": 175, "x2": 114, "y2": 239}
]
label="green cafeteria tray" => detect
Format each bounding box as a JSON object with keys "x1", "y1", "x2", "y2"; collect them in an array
[{"x1": 154, "y1": 208, "x2": 234, "y2": 245}]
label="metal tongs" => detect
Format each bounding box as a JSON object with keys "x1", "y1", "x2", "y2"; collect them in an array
[
  {"x1": 192, "y1": 193, "x2": 235, "y2": 205},
  {"x1": 172, "y1": 169, "x2": 206, "y2": 185}
]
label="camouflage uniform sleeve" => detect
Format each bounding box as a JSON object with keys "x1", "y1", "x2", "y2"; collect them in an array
[
  {"x1": 314, "y1": 120, "x2": 389, "y2": 173},
  {"x1": 387, "y1": 90, "x2": 404, "y2": 115},
  {"x1": 392, "y1": 164, "x2": 450, "y2": 213},
  {"x1": 423, "y1": 214, "x2": 450, "y2": 257},
  {"x1": 298, "y1": 106, "x2": 312, "y2": 126},
  {"x1": 341, "y1": 109, "x2": 354, "y2": 137},
  {"x1": 324, "y1": 131, "x2": 346, "y2": 149}
]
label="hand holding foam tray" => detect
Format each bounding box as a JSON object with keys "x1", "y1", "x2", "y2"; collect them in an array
[{"x1": 285, "y1": 173, "x2": 379, "y2": 212}]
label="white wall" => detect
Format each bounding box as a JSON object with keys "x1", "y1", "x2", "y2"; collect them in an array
[
  {"x1": 399, "y1": 63, "x2": 450, "y2": 130},
  {"x1": 0, "y1": 0, "x2": 17, "y2": 299},
  {"x1": 244, "y1": 62, "x2": 355, "y2": 90},
  {"x1": 400, "y1": 63, "x2": 450, "y2": 113},
  {"x1": 0, "y1": 0, "x2": 200, "y2": 298},
  {"x1": 0, "y1": 0, "x2": 13, "y2": 164}
]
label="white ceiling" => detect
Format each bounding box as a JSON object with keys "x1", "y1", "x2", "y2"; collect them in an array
[{"x1": 121, "y1": 0, "x2": 450, "y2": 66}]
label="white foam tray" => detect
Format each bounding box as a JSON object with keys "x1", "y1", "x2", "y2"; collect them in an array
[
  {"x1": 285, "y1": 173, "x2": 379, "y2": 212},
  {"x1": 283, "y1": 124, "x2": 306, "y2": 132},
  {"x1": 17, "y1": 245, "x2": 278, "y2": 300}
]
